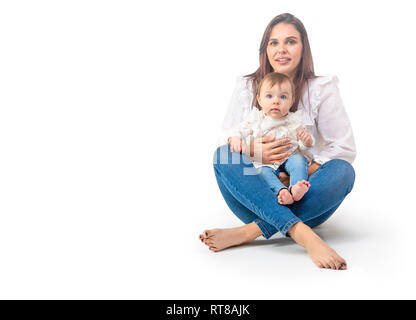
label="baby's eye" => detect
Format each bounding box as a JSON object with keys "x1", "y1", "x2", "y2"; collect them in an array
[
  {"x1": 266, "y1": 94, "x2": 273, "y2": 99},
  {"x1": 280, "y1": 95, "x2": 287, "y2": 99}
]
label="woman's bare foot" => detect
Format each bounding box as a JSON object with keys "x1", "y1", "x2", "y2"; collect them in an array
[
  {"x1": 199, "y1": 223, "x2": 262, "y2": 252},
  {"x1": 288, "y1": 222, "x2": 347, "y2": 270},
  {"x1": 291, "y1": 180, "x2": 310, "y2": 201},
  {"x1": 278, "y1": 188, "x2": 294, "y2": 205}
]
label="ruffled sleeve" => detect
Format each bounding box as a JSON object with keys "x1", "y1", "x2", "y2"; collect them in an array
[
  {"x1": 216, "y1": 76, "x2": 254, "y2": 147},
  {"x1": 309, "y1": 75, "x2": 356, "y2": 164}
]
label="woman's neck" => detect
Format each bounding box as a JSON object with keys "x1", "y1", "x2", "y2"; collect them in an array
[{"x1": 273, "y1": 69, "x2": 296, "y2": 82}]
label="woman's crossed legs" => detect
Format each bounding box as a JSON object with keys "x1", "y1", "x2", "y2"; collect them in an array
[{"x1": 200, "y1": 144, "x2": 355, "y2": 270}]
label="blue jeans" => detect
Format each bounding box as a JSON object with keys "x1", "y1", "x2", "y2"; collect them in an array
[
  {"x1": 213, "y1": 144, "x2": 355, "y2": 238},
  {"x1": 257, "y1": 153, "x2": 308, "y2": 195}
]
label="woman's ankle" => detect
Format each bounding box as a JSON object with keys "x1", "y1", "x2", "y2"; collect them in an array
[
  {"x1": 287, "y1": 222, "x2": 315, "y2": 248},
  {"x1": 243, "y1": 222, "x2": 263, "y2": 240}
]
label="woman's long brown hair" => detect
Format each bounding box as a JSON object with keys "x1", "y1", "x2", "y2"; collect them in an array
[{"x1": 245, "y1": 13, "x2": 316, "y2": 111}]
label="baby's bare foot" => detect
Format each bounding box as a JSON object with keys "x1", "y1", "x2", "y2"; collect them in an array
[
  {"x1": 278, "y1": 188, "x2": 294, "y2": 205},
  {"x1": 291, "y1": 180, "x2": 310, "y2": 201},
  {"x1": 199, "y1": 224, "x2": 261, "y2": 252}
]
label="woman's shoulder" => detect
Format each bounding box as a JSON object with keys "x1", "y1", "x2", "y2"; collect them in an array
[
  {"x1": 308, "y1": 74, "x2": 339, "y2": 92},
  {"x1": 230, "y1": 75, "x2": 254, "y2": 108},
  {"x1": 304, "y1": 75, "x2": 340, "y2": 105},
  {"x1": 235, "y1": 75, "x2": 254, "y2": 92},
  {"x1": 299, "y1": 75, "x2": 341, "y2": 121}
]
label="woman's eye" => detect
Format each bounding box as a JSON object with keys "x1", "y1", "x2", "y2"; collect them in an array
[
  {"x1": 287, "y1": 40, "x2": 296, "y2": 45},
  {"x1": 269, "y1": 41, "x2": 278, "y2": 46}
]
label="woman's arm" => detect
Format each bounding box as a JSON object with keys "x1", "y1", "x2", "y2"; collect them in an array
[
  {"x1": 217, "y1": 77, "x2": 252, "y2": 147},
  {"x1": 314, "y1": 77, "x2": 356, "y2": 164}
]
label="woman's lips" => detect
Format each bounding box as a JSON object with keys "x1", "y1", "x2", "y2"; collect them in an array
[
  {"x1": 271, "y1": 108, "x2": 280, "y2": 112},
  {"x1": 275, "y1": 59, "x2": 290, "y2": 65}
]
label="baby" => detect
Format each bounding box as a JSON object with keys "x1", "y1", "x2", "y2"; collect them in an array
[{"x1": 227, "y1": 72, "x2": 314, "y2": 205}]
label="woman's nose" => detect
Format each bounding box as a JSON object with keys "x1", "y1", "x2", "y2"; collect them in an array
[{"x1": 276, "y1": 45, "x2": 287, "y2": 54}]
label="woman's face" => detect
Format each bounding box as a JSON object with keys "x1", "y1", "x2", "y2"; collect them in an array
[{"x1": 266, "y1": 23, "x2": 303, "y2": 80}]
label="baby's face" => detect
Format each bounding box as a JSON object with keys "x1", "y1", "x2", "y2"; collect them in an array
[{"x1": 257, "y1": 81, "x2": 294, "y2": 119}]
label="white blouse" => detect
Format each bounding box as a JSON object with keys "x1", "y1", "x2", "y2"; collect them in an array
[{"x1": 217, "y1": 75, "x2": 356, "y2": 165}]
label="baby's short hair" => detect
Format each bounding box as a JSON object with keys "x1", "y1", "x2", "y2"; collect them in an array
[{"x1": 257, "y1": 72, "x2": 295, "y2": 97}]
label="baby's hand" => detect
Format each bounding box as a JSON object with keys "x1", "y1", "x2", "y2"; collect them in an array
[
  {"x1": 297, "y1": 129, "x2": 313, "y2": 147},
  {"x1": 228, "y1": 136, "x2": 243, "y2": 153}
]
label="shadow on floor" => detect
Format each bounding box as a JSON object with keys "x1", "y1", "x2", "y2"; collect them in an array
[{"x1": 242, "y1": 216, "x2": 366, "y2": 250}]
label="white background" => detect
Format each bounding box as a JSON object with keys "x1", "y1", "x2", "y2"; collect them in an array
[{"x1": 0, "y1": 0, "x2": 415, "y2": 299}]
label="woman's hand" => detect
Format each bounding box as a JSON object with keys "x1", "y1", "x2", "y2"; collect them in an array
[{"x1": 246, "y1": 136, "x2": 292, "y2": 164}]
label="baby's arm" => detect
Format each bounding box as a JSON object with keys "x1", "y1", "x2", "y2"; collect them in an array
[
  {"x1": 227, "y1": 109, "x2": 261, "y2": 153},
  {"x1": 297, "y1": 129, "x2": 314, "y2": 149},
  {"x1": 227, "y1": 136, "x2": 243, "y2": 153},
  {"x1": 227, "y1": 123, "x2": 253, "y2": 153}
]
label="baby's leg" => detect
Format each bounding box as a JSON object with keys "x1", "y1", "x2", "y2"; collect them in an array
[
  {"x1": 257, "y1": 166, "x2": 293, "y2": 205},
  {"x1": 284, "y1": 153, "x2": 310, "y2": 201}
]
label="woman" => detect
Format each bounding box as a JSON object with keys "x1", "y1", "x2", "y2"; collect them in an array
[{"x1": 200, "y1": 13, "x2": 356, "y2": 270}]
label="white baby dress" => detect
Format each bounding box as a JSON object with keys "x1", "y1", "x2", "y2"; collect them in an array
[{"x1": 227, "y1": 109, "x2": 314, "y2": 170}]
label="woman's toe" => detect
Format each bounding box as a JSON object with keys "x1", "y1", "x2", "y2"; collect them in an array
[
  {"x1": 334, "y1": 260, "x2": 342, "y2": 270},
  {"x1": 327, "y1": 259, "x2": 336, "y2": 270}
]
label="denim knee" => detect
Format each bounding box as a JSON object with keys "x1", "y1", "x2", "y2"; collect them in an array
[
  {"x1": 327, "y1": 159, "x2": 355, "y2": 194},
  {"x1": 213, "y1": 144, "x2": 228, "y2": 166}
]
